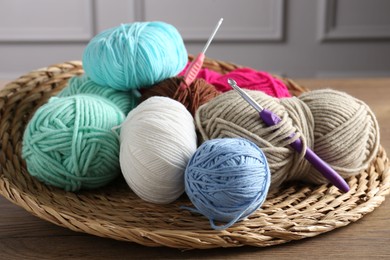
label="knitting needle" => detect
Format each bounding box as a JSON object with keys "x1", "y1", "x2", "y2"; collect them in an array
[
  {"x1": 180, "y1": 18, "x2": 223, "y2": 89},
  {"x1": 228, "y1": 78, "x2": 350, "y2": 193}
]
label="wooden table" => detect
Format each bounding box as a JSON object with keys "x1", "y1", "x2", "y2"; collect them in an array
[{"x1": 1, "y1": 78, "x2": 389, "y2": 259}]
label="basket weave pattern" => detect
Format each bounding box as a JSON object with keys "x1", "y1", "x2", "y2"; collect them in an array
[{"x1": 0, "y1": 58, "x2": 389, "y2": 249}]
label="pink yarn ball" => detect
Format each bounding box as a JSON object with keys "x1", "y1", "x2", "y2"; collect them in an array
[{"x1": 178, "y1": 63, "x2": 291, "y2": 98}]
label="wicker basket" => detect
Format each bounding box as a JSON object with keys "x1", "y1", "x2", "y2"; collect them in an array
[{"x1": 0, "y1": 57, "x2": 389, "y2": 249}]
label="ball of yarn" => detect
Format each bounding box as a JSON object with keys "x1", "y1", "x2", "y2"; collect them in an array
[
  {"x1": 195, "y1": 89, "x2": 380, "y2": 189},
  {"x1": 184, "y1": 138, "x2": 271, "y2": 230},
  {"x1": 178, "y1": 62, "x2": 291, "y2": 98},
  {"x1": 58, "y1": 75, "x2": 140, "y2": 114},
  {"x1": 22, "y1": 95, "x2": 125, "y2": 191},
  {"x1": 140, "y1": 77, "x2": 220, "y2": 116},
  {"x1": 120, "y1": 96, "x2": 197, "y2": 204},
  {"x1": 213, "y1": 68, "x2": 291, "y2": 97},
  {"x1": 83, "y1": 21, "x2": 188, "y2": 90}
]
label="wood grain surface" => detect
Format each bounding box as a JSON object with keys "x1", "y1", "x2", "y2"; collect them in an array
[{"x1": 1, "y1": 78, "x2": 389, "y2": 260}]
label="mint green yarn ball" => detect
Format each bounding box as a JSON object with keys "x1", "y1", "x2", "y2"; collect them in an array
[
  {"x1": 58, "y1": 75, "x2": 140, "y2": 115},
  {"x1": 22, "y1": 94, "x2": 125, "y2": 191},
  {"x1": 82, "y1": 21, "x2": 188, "y2": 90}
]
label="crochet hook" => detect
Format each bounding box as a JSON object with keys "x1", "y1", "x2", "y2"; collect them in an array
[
  {"x1": 227, "y1": 78, "x2": 350, "y2": 193},
  {"x1": 180, "y1": 18, "x2": 223, "y2": 89}
]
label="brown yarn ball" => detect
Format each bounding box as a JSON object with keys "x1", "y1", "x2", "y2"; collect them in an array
[
  {"x1": 195, "y1": 89, "x2": 380, "y2": 189},
  {"x1": 140, "y1": 77, "x2": 220, "y2": 116}
]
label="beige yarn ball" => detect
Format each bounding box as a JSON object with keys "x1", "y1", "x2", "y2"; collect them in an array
[{"x1": 195, "y1": 89, "x2": 380, "y2": 189}]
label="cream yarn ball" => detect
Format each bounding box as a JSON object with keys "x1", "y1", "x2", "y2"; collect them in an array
[{"x1": 120, "y1": 96, "x2": 197, "y2": 204}]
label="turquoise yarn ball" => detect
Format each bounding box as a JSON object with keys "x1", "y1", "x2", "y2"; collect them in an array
[
  {"x1": 57, "y1": 75, "x2": 140, "y2": 114},
  {"x1": 82, "y1": 21, "x2": 188, "y2": 90},
  {"x1": 22, "y1": 94, "x2": 125, "y2": 191},
  {"x1": 184, "y1": 138, "x2": 271, "y2": 230}
]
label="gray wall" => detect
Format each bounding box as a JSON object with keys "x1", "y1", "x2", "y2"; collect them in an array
[{"x1": 1, "y1": 0, "x2": 390, "y2": 79}]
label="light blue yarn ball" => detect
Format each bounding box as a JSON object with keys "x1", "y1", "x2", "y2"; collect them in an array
[
  {"x1": 82, "y1": 21, "x2": 188, "y2": 90},
  {"x1": 184, "y1": 138, "x2": 271, "y2": 230},
  {"x1": 22, "y1": 94, "x2": 125, "y2": 192},
  {"x1": 57, "y1": 75, "x2": 140, "y2": 115}
]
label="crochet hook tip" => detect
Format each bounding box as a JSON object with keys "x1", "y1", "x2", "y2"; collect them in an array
[
  {"x1": 228, "y1": 78, "x2": 264, "y2": 112},
  {"x1": 227, "y1": 78, "x2": 236, "y2": 86}
]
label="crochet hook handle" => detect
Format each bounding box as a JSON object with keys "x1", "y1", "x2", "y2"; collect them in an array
[
  {"x1": 182, "y1": 53, "x2": 205, "y2": 88},
  {"x1": 260, "y1": 109, "x2": 350, "y2": 193}
]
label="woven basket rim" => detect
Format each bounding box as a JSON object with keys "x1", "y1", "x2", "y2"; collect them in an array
[{"x1": 0, "y1": 58, "x2": 389, "y2": 249}]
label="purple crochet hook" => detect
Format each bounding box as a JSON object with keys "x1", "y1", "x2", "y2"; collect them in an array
[{"x1": 228, "y1": 78, "x2": 350, "y2": 193}]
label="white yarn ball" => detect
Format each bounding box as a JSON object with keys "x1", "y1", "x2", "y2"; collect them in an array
[{"x1": 120, "y1": 96, "x2": 197, "y2": 204}]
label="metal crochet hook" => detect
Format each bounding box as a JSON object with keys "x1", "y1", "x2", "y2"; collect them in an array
[
  {"x1": 228, "y1": 78, "x2": 350, "y2": 193},
  {"x1": 180, "y1": 18, "x2": 223, "y2": 89}
]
